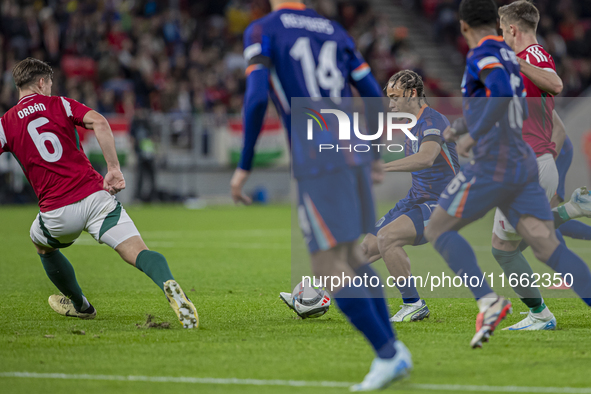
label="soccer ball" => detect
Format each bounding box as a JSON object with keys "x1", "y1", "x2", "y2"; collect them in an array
[{"x1": 291, "y1": 278, "x2": 331, "y2": 319}]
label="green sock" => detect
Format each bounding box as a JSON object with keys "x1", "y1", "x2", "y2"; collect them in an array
[
  {"x1": 491, "y1": 247, "x2": 543, "y2": 309},
  {"x1": 135, "y1": 250, "x2": 174, "y2": 292},
  {"x1": 39, "y1": 250, "x2": 86, "y2": 311},
  {"x1": 531, "y1": 302, "x2": 547, "y2": 314}
]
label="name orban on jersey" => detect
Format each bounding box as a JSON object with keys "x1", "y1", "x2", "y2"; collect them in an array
[{"x1": 17, "y1": 103, "x2": 47, "y2": 119}]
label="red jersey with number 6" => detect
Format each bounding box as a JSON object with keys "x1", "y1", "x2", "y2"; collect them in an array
[
  {"x1": 517, "y1": 44, "x2": 557, "y2": 158},
  {"x1": 0, "y1": 93, "x2": 104, "y2": 212}
]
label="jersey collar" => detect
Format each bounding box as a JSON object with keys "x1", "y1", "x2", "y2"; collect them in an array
[
  {"x1": 476, "y1": 35, "x2": 504, "y2": 48},
  {"x1": 275, "y1": 2, "x2": 306, "y2": 11},
  {"x1": 18, "y1": 93, "x2": 38, "y2": 104},
  {"x1": 517, "y1": 43, "x2": 539, "y2": 57},
  {"x1": 416, "y1": 104, "x2": 428, "y2": 120}
]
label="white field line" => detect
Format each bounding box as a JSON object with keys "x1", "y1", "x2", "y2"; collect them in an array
[
  {"x1": 72, "y1": 238, "x2": 290, "y2": 249},
  {"x1": 1, "y1": 372, "x2": 591, "y2": 393}
]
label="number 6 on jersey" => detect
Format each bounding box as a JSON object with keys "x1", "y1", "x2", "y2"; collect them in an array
[{"x1": 28, "y1": 116, "x2": 63, "y2": 162}]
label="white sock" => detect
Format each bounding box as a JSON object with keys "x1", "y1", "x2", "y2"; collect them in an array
[{"x1": 477, "y1": 292, "x2": 497, "y2": 313}]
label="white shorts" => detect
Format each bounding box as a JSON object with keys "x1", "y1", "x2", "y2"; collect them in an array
[
  {"x1": 493, "y1": 153, "x2": 558, "y2": 241},
  {"x1": 30, "y1": 190, "x2": 140, "y2": 250}
]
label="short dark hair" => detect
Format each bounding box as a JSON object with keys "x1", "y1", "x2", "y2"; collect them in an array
[
  {"x1": 459, "y1": 0, "x2": 498, "y2": 29},
  {"x1": 12, "y1": 57, "x2": 53, "y2": 89},
  {"x1": 386, "y1": 70, "x2": 426, "y2": 99},
  {"x1": 498, "y1": 0, "x2": 540, "y2": 32}
]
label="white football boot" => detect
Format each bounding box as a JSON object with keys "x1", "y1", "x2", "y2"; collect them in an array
[
  {"x1": 279, "y1": 292, "x2": 294, "y2": 308},
  {"x1": 471, "y1": 295, "x2": 512, "y2": 348},
  {"x1": 503, "y1": 310, "x2": 557, "y2": 331},
  {"x1": 564, "y1": 187, "x2": 591, "y2": 218},
  {"x1": 390, "y1": 300, "x2": 430, "y2": 322},
  {"x1": 48, "y1": 295, "x2": 96, "y2": 319},
  {"x1": 350, "y1": 341, "x2": 412, "y2": 392},
  {"x1": 164, "y1": 280, "x2": 198, "y2": 328}
]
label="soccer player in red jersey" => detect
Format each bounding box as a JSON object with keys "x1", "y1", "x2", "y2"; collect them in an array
[
  {"x1": 490, "y1": 1, "x2": 591, "y2": 330},
  {"x1": 0, "y1": 58, "x2": 198, "y2": 328}
]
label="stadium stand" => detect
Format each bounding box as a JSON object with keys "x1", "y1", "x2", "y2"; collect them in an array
[{"x1": 409, "y1": 0, "x2": 591, "y2": 96}]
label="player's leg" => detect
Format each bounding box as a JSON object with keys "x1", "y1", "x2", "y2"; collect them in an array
[
  {"x1": 345, "y1": 241, "x2": 397, "y2": 339},
  {"x1": 30, "y1": 208, "x2": 95, "y2": 318},
  {"x1": 113, "y1": 235, "x2": 197, "y2": 328},
  {"x1": 510, "y1": 183, "x2": 591, "y2": 307},
  {"x1": 360, "y1": 201, "x2": 409, "y2": 264},
  {"x1": 367, "y1": 203, "x2": 425, "y2": 312},
  {"x1": 310, "y1": 242, "x2": 398, "y2": 354},
  {"x1": 85, "y1": 191, "x2": 198, "y2": 327},
  {"x1": 557, "y1": 220, "x2": 591, "y2": 240},
  {"x1": 425, "y1": 172, "x2": 513, "y2": 348},
  {"x1": 376, "y1": 213, "x2": 428, "y2": 322},
  {"x1": 491, "y1": 228, "x2": 556, "y2": 330},
  {"x1": 339, "y1": 242, "x2": 412, "y2": 392},
  {"x1": 300, "y1": 166, "x2": 410, "y2": 390},
  {"x1": 360, "y1": 234, "x2": 382, "y2": 264},
  {"x1": 425, "y1": 206, "x2": 491, "y2": 300},
  {"x1": 301, "y1": 166, "x2": 396, "y2": 353},
  {"x1": 550, "y1": 145, "x2": 591, "y2": 239},
  {"x1": 424, "y1": 172, "x2": 496, "y2": 301},
  {"x1": 113, "y1": 235, "x2": 173, "y2": 290},
  {"x1": 490, "y1": 153, "x2": 557, "y2": 329},
  {"x1": 516, "y1": 216, "x2": 591, "y2": 306}
]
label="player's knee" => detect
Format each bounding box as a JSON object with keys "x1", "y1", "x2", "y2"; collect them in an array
[
  {"x1": 491, "y1": 233, "x2": 520, "y2": 252},
  {"x1": 376, "y1": 229, "x2": 394, "y2": 250},
  {"x1": 33, "y1": 241, "x2": 55, "y2": 255}
]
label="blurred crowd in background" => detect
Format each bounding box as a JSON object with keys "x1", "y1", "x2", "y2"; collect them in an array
[
  {"x1": 415, "y1": 0, "x2": 591, "y2": 96},
  {"x1": 0, "y1": 0, "x2": 590, "y2": 117}
]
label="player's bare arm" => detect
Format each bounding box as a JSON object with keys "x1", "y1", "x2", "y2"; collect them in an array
[
  {"x1": 371, "y1": 159, "x2": 385, "y2": 184},
  {"x1": 382, "y1": 141, "x2": 441, "y2": 172},
  {"x1": 456, "y1": 134, "x2": 476, "y2": 158},
  {"x1": 551, "y1": 110, "x2": 566, "y2": 156},
  {"x1": 444, "y1": 118, "x2": 475, "y2": 157},
  {"x1": 516, "y1": 58, "x2": 563, "y2": 96},
  {"x1": 83, "y1": 110, "x2": 125, "y2": 195}
]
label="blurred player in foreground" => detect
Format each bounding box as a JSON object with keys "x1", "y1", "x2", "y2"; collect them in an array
[
  {"x1": 495, "y1": 0, "x2": 591, "y2": 330},
  {"x1": 424, "y1": 0, "x2": 591, "y2": 348},
  {"x1": 361, "y1": 70, "x2": 459, "y2": 322},
  {"x1": 230, "y1": 0, "x2": 411, "y2": 390},
  {"x1": 0, "y1": 58, "x2": 198, "y2": 328}
]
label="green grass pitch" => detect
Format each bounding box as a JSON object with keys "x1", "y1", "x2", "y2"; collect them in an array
[{"x1": 1, "y1": 204, "x2": 590, "y2": 394}]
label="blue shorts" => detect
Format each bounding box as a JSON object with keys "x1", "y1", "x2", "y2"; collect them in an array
[
  {"x1": 297, "y1": 165, "x2": 375, "y2": 253},
  {"x1": 437, "y1": 166, "x2": 553, "y2": 228},
  {"x1": 371, "y1": 199, "x2": 437, "y2": 245},
  {"x1": 556, "y1": 137, "x2": 573, "y2": 201}
]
